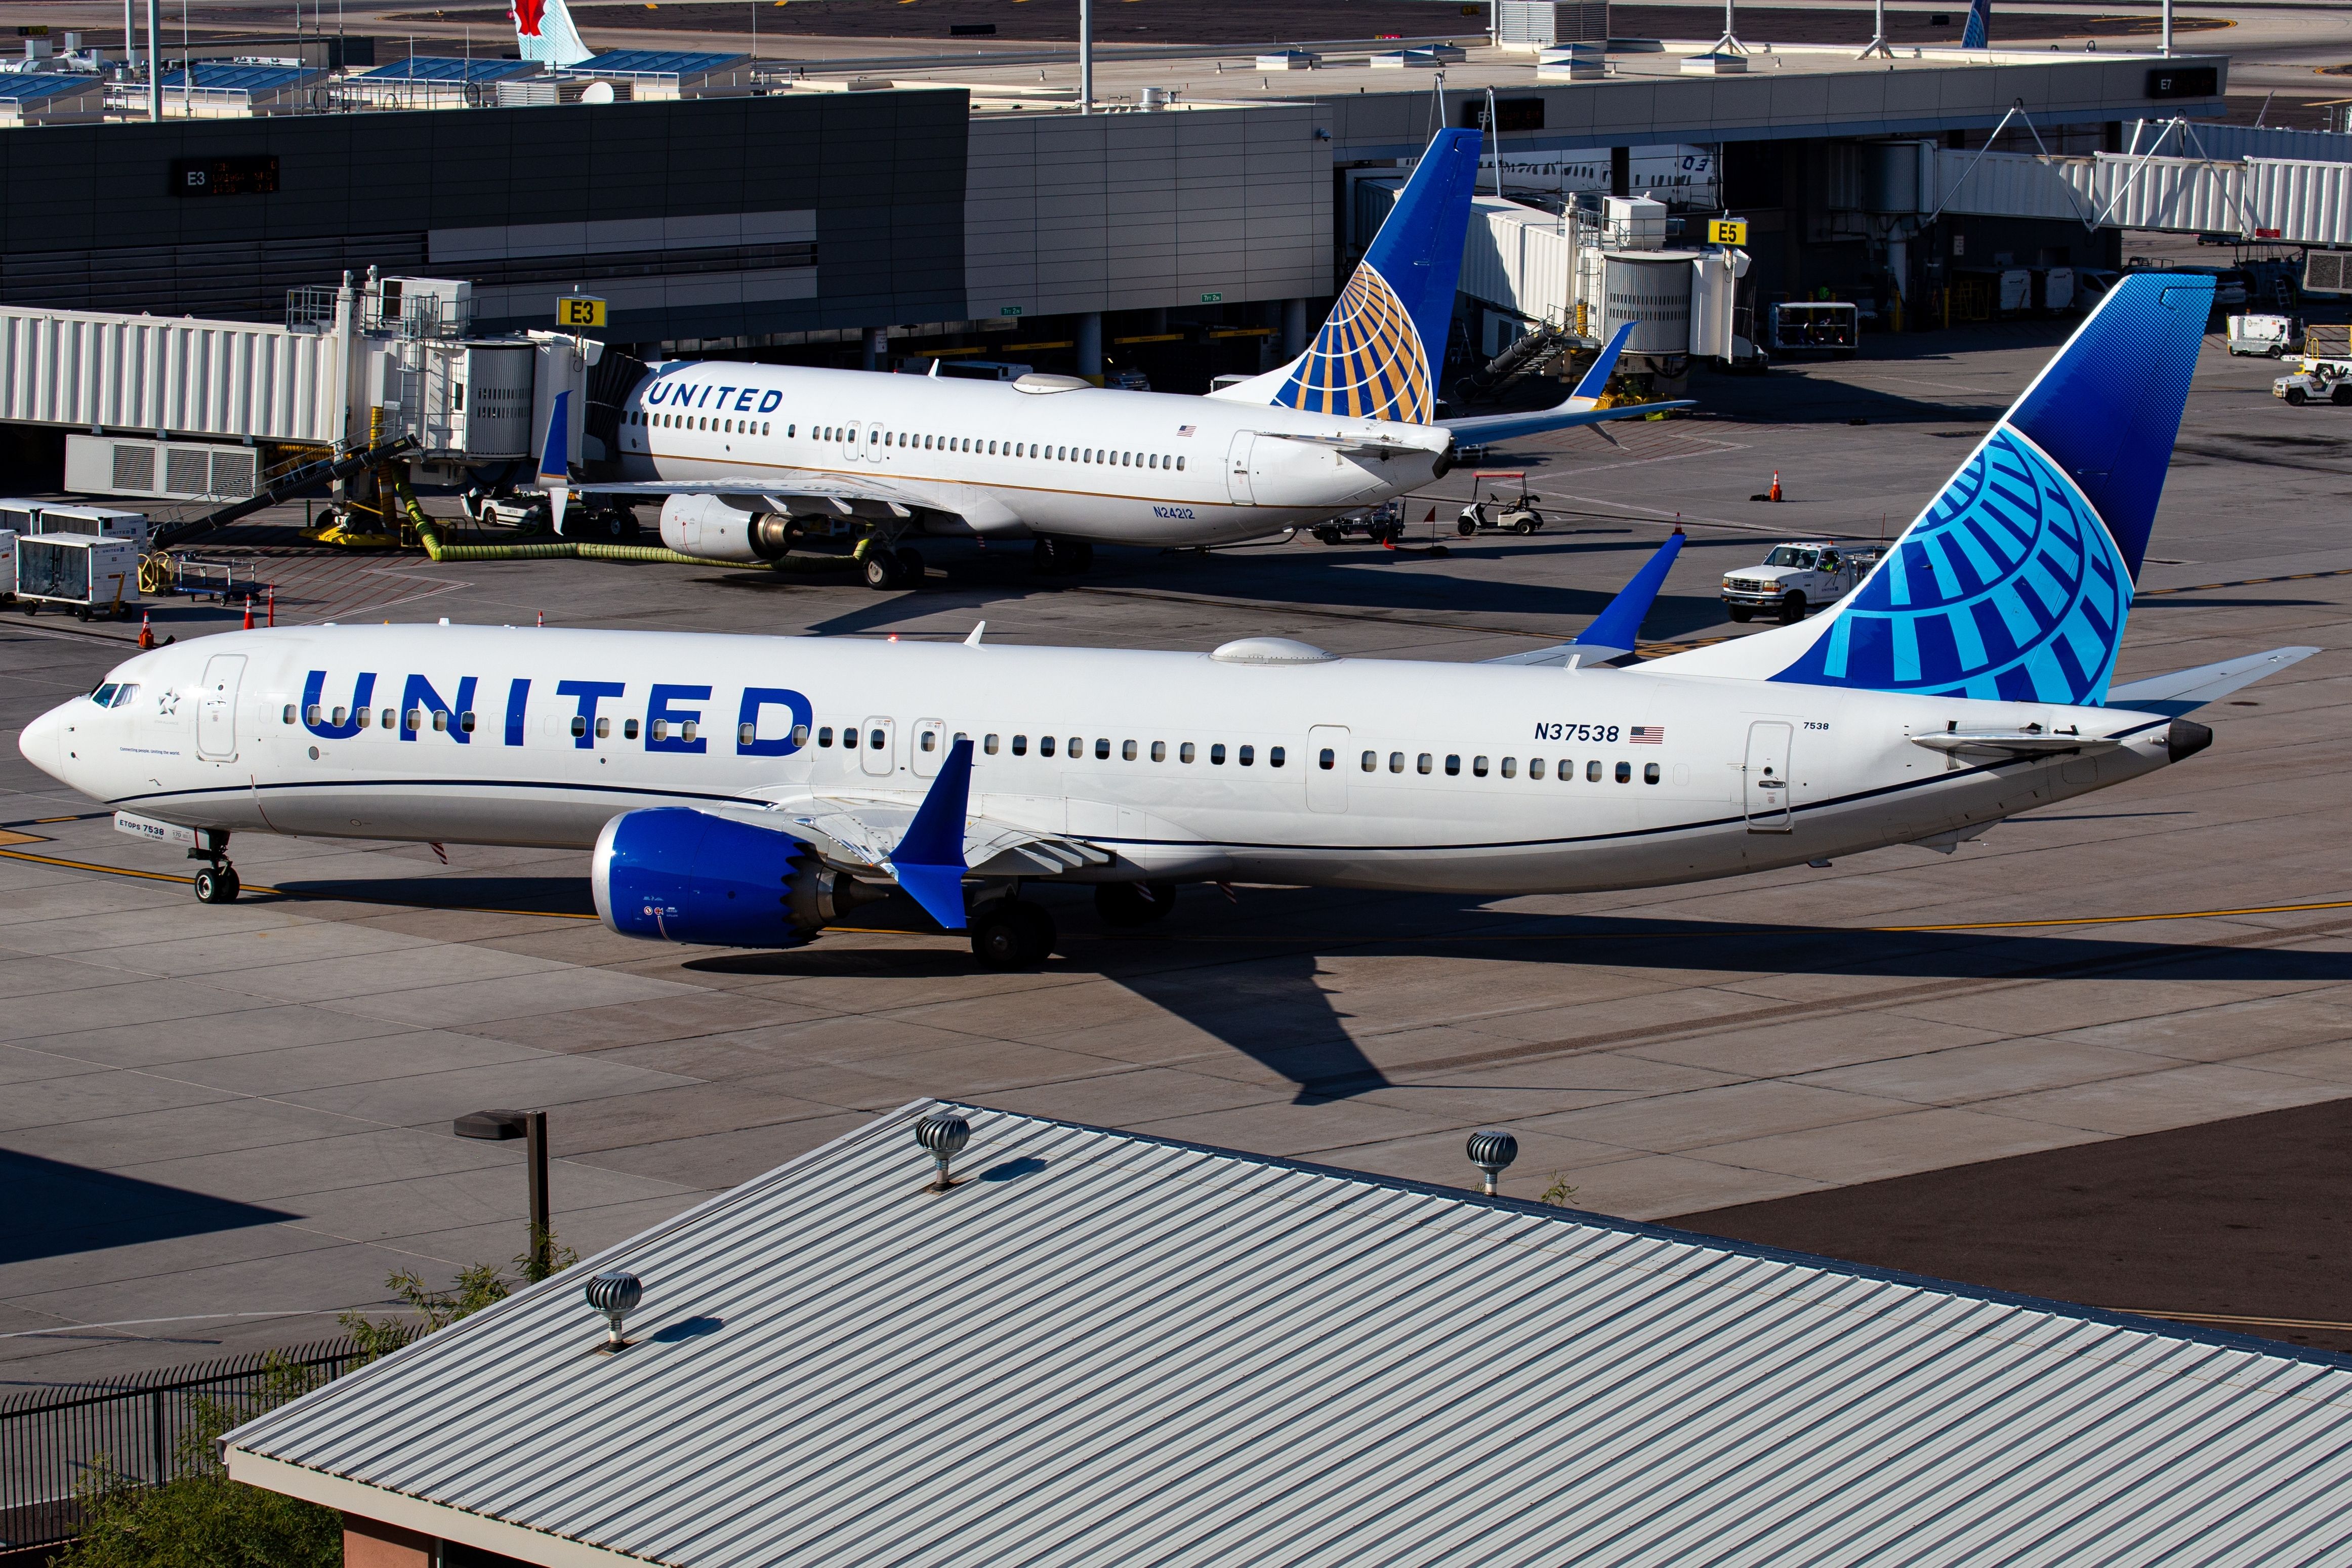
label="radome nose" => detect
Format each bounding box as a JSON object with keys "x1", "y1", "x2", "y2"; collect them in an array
[{"x1": 17, "y1": 704, "x2": 67, "y2": 781}]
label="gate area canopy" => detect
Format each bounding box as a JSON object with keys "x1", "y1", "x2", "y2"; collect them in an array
[{"x1": 228, "y1": 1102, "x2": 2352, "y2": 1567}]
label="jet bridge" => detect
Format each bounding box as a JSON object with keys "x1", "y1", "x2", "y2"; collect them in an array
[{"x1": 0, "y1": 270, "x2": 596, "y2": 504}]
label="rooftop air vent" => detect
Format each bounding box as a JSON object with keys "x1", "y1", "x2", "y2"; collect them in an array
[
  {"x1": 1209, "y1": 637, "x2": 1336, "y2": 666},
  {"x1": 586, "y1": 1269, "x2": 642, "y2": 1351},
  {"x1": 916, "y1": 1111, "x2": 972, "y2": 1191},
  {"x1": 1466, "y1": 1130, "x2": 1519, "y2": 1195}
]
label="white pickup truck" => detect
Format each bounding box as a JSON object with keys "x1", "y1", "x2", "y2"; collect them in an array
[{"x1": 1720, "y1": 541, "x2": 1878, "y2": 624}]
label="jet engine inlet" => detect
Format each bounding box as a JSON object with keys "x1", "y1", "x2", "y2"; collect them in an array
[{"x1": 592, "y1": 807, "x2": 882, "y2": 947}]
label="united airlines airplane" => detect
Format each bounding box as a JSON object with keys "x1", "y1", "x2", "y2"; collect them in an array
[
  {"x1": 554, "y1": 129, "x2": 1683, "y2": 588},
  {"x1": 20, "y1": 275, "x2": 2312, "y2": 969}
]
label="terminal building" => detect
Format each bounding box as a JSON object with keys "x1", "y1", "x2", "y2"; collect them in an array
[{"x1": 0, "y1": 38, "x2": 2232, "y2": 380}]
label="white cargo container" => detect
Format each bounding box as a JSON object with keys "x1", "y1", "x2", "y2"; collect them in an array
[
  {"x1": 0, "y1": 499, "x2": 149, "y2": 552},
  {"x1": 16, "y1": 534, "x2": 139, "y2": 618}
]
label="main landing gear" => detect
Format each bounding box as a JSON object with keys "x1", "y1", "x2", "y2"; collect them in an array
[
  {"x1": 190, "y1": 837, "x2": 240, "y2": 904},
  {"x1": 969, "y1": 897, "x2": 1057, "y2": 970},
  {"x1": 1031, "y1": 537, "x2": 1094, "y2": 577},
  {"x1": 1094, "y1": 881, "x2": 1177, "y2": 928}
]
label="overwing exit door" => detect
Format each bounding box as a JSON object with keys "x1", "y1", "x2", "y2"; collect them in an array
[
  {"x1": 197, "y1": 654, "x2": 245, "y2": 762},
  {"x1": 1744, "y1": 721, "x2": 1793, "y2": 832},
  {"x1": 1307, "y1": 725, "x2": 1349, "y2": 813}
]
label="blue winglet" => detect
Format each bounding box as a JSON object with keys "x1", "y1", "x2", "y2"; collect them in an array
[
  {"x1": 890, "y1": 737, "x2": 972, "y2": 930},
  {"x1": 1574, "y1": 530, "x2": 1685, "y2": 653},
  {"x1": 1961, "y1": 0, "x2": 1990, "y2": 46},
  {"x1": 1571, "y1": 323, "x2": 1637, "y2": 402},
  {"x1": 537, "y1": 390, "x2": 570, "y2": 486}
]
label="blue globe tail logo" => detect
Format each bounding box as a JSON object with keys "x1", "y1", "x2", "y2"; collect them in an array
[{"x1": 1272, "y1": 264, "x2": 1433, "y2": 425}]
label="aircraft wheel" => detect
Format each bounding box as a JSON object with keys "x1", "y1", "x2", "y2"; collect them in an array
[
  {"x1": 1779, "y1": 591, "x2": 1808, "y2": 625},
  {"x1": 971, "y1": 899, "x2": 1055, "y2": 969},
  {"x1": 862, "y1": 551, "x2": 902, "y2": 591},
  {"x1": 1727, "y1": 606, "x2": 1753, "y2": 623},
  {"x1": 895, "y1": 546, "x2": 926, "y2": 584},
  {"x1": 1095, "y1": 880, "x2": 1177, "y2": 928},
  {"x1": 193, "y1": 865, "x2": 240, "y2": 904}
]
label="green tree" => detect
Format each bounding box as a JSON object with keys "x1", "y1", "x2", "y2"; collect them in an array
[
  {"x1": 62, "y1": 1359, "x2": 341, "y2": 1568},
  {"x1": 61, "y1": 1235, "x2": 574, "y2": 1568}
]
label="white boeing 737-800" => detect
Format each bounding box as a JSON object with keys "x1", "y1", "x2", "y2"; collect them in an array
[
  {"x1": 551, "y1": 129, "x2": 1684, "y2": 587},
  {"x1": 20, "y1": 275, "x2": 2314, "y2": 969}
]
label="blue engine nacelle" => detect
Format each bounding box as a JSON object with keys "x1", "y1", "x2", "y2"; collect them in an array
[{"x1": 591, "y1": 808, "x2": 873, "y2": 948}]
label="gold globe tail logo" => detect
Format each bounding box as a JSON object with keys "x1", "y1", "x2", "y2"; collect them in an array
[{"x1": 1274, "y1": 264, "x2": 1432, "y2": 424}]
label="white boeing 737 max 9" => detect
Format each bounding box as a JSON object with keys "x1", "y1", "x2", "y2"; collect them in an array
[
  {"x1": 20, "y1": 274, "x2": 2315, "y2": 968},
  {"x1": 548, "y1": 129, "x2": 1684, "y2": 587}
]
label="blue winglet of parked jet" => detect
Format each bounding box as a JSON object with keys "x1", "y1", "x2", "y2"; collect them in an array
[
  {"x1": 1439, "y1": 324, "x2": 1697, "y2": 447},
  {"x1": 1576, "y1": 528, "x2": 1685, "y2": 656},
  {"x1": 1481, "y1": 529, "x2": 1686, "y2": 667},
  {"x1": 890, "y1": 737, "x2": 973, "y2": 930},
  {"x1": 1571, "y1": 323, "x2": 1638, "y2": 400}
]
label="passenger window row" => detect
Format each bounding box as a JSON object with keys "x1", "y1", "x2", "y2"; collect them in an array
[
  {"x1": 283, "y1": 705, "x2": 478, "y2": 734},
  {"x1": 626, "y1": 412, "x2": 1192, "y2": 475},
  {"x1": 632, "y1": 412, "x2": 773, "y2": 437},
  {"x1": 1321, "y1": 747, "x2": 1661, "y2": 785},
  {"x1": 811, "y1": 727, "x2": 1280, "y2": 767}
]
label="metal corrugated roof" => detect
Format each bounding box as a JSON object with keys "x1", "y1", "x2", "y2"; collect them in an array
[
  {"x1": 554, "y1": 50, "x2": 742, "y2": 77},
  {"x1": 0, "y1": 72, "x2": 102, "y2": 102},
  {"x1": 226, "y1": 1102, "x2": 2352, "y2": 1568},
  {"x1": 357, "y1": 55, "x2": 538, "y2": 82}
]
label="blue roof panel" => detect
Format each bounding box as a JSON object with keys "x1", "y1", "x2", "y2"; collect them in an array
[
  {"x1": 0, "y1": 72, "x2": 102, "y2": 102},
  {"x1": 163, "y1": 63, "x2": 318, "y2": 92},
  {"x1": 556, "y1": 49, "x2": 743, "y2": 77},
  {"x1": 357, "y1": 55, "x2": 538, "y2": 81}
]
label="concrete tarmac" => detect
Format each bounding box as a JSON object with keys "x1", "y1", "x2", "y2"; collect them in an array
[{"x1": 4, "y1": 321, "x2": 2348, "y2": 1388}]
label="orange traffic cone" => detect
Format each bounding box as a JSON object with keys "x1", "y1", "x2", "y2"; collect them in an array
[
  {"x1": 1768, "y1": 470, "x2": 1784, "y2": 503},
  {"x1": 266, "y1": 586, "x2": 275, "y2": 627},
  {"x1": 241, "y1": 595, "x2": 254, "y2": 630},
  {"x1": 536, "y1": 610, "x2": 545, "y2": 627},
  {"x1": 137, "y1": 610, "x2": 155, "y2": 650}
]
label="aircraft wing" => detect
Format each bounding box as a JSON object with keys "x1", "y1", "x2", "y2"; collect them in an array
[
  {"x1": 2103, "y1": 646, "x2": 2319, "y2": 716},
  {"x1": 1438, "y1": 324, "x2": 1697, "y2": 446},
  {"x1": 1257, "y1": 430, "x2": 1446, "y2": 459},
  {"x1": 1485, "y1": 530, "x2": 1686, "y2": 666},
  {"x1": 774, "y1": 795, "x2": 1113, "y2": 879}
]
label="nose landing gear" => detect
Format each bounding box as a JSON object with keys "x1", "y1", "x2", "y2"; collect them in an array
[{"x1": 189, "y1": 836, "x2": 240, "y2": 903}]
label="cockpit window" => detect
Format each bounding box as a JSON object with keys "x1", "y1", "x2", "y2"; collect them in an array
[
  {"x1": 91, "y1": 683, "x2": 117, "y2": 706},
  {"x1": 110, "y1": 684, "x2": 138, "y2": 708}
]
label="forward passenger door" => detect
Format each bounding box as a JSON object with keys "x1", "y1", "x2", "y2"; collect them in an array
[{"x1": 197, "y1": 655, "x2": 244, "y2": 762}]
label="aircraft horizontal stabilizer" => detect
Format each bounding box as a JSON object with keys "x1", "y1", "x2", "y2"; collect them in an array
[
  {"x1": 1484, "y1": 529, "x2": 1685, "y2": 667},
  {"x1": 2103, "y1": 646, "x2": 2318, "y2": 716}
]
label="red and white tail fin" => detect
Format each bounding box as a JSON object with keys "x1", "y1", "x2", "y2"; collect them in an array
[{"x1": 511, "y1": 0, "x2": 593, "y2": 67}]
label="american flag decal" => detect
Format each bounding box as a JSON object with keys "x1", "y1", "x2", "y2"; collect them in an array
[
  {"x1": 1177, "y1": 425, "x2": 1196, "y2": 436},
  {"x1": 1630, "y1": 726, "x2": 1665, "y2": 744}
]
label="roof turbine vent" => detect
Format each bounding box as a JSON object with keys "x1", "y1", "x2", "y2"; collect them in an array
[
  {"x1": 1466, "y1": 1130, "x2": 1519, "y2": 1196},
  {"x1": 916, "y1": 1111, "x2": 972, "y2": 1193},
  {"x1": 585, "y1": 1269, "x2": 643, "y2": 1352}
]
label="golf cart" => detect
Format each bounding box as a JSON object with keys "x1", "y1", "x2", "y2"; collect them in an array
[{"x1": 1457, "y1": 472, "x2": 1547, "y2": 535}]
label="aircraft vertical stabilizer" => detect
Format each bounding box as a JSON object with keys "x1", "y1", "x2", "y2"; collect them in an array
[
  {"x1": 1644, "y1": 272, "x2": 2215, "y2": 705},
  {"x1": 1210, "y1": 128, "x2": 1485, "y2": 423},
  {"x1": 1961, "y1": 0, "x2": 1991, "y2": 47},
  {"x1": 511, "y1": 0, "x2": 594, "y2": 67}
]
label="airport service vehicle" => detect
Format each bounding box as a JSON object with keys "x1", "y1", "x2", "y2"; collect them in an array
[
  {"x1": 1719, "y1": 542, "x2": 1879, "y2": 624},
  {"x1": 546, "y1": 129, "x2": 1684, "y2": 589},
  {"x1": 22, "y1": 275, "x2": 2314, "y2": 970},
  {"x1": 2274, "y1": 364, "x2": 2352, "y2": 406},
  {"x1": 1456, "y1": 473, "x2": 1548, "y2": 536},
  {"x1": 1311, "y1": 500, "x2": 1408, "y2": 547},
  {"x1": 2229, "y1": 314, "x2": 2301, "y2": 357}
]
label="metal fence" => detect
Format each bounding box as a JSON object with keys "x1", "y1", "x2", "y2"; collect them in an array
[{"x1": 0, "y1": 1333, "x2": 405, "y2": 1551}]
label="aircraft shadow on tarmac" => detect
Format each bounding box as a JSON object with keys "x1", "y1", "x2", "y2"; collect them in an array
[
  {"x1": 246, "y1": 869, "x2": 2352, "y2": 1109},
  {"x1": 687, "y1": 885, "x2": 2352, "y2": 1107},
  {"x1": 1, "y1": 1149, "x2": 297, "y2": 1267}
]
